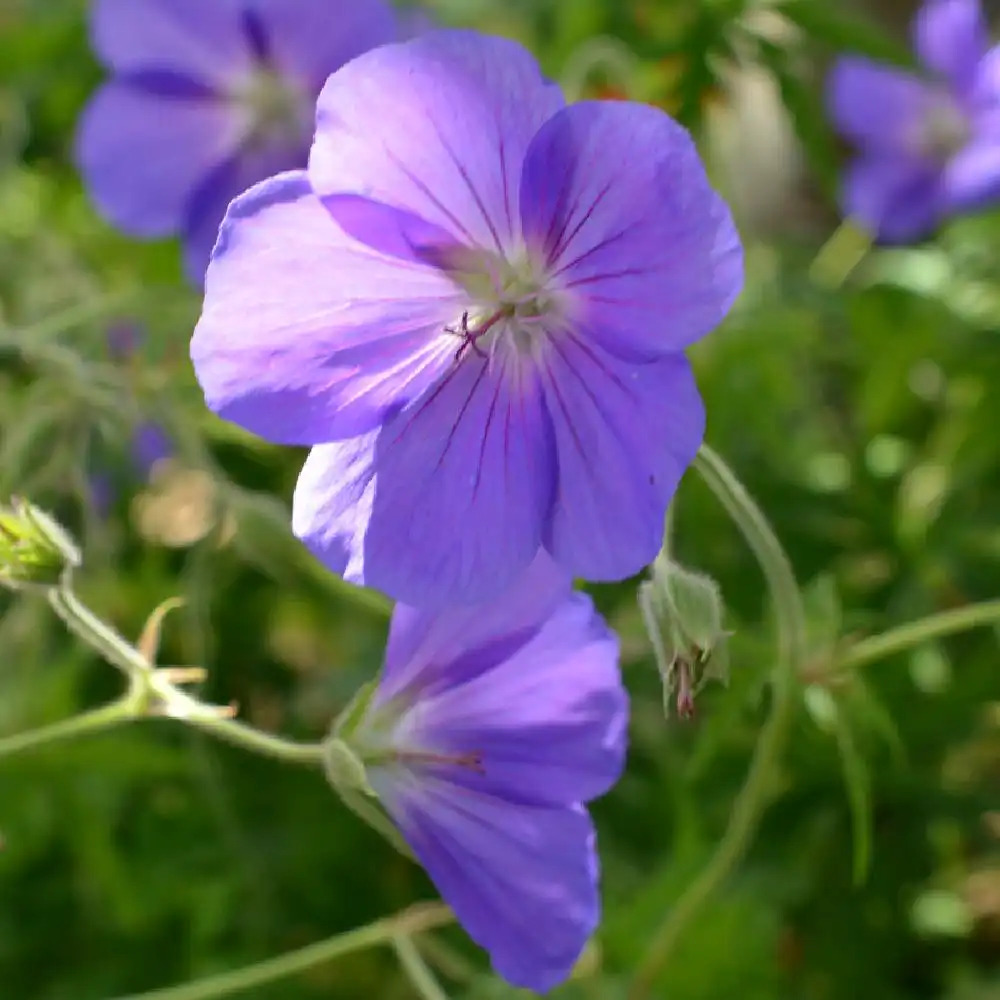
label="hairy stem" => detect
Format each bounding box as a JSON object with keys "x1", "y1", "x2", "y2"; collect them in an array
[
  {"x1": 117, "y1": 904, "x2": 453, "y2": 1000},
  {"x1": 3, "y1": 581, "x2": 326, "y2": 767},
  {"x1": 839, "y1": 600, "x2": 1000, "y2": 672},
  {"x1": 0, "y1": 695, "x2": 139, "y2": 760},
  {"x1": 393, "y1": 934, "x2": 452, "y2": 1000},
  {"x1": 630, "y1": 445, "x2": 808, "y2": 998}
]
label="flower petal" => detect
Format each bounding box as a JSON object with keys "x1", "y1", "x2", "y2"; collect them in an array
[
  {"x1": 914, "y1": 0, "x2": 987, "y2": 95},
  {"x1": 90, "y1": 0, "x2": 252, "y2": 87},
  {"x1": 827, "y1": 58, "x2": 932, "y2": 149},
  {"x1": 842, "y1": 154, "x2": 943, "y2": 242},
  {"x1": 380, "y1": 552, "x2": 574, "y2": 702},
  {"x1": 291, "y1": 433, "x2": 379, "y2": 583},
  {"x1": 379, "y1": 781, "x2": 599, "y2": 993},
  {"x1": 247, "y1": 0, "x2": 397, "y2": 89},
  {"x1": 942, "y1": 136, "x2": 1000, "y2": 210},
  {"x1": 180, "y1": 140, "x2": 311, "y2": 285},
  {"x1": 520, "y1": 101, "x2": 742, "y2": 358},
  {"x1": 405, "y1": 590, "x2": 627, "y2": 806},
  {"x1": 191, "y1": 172, "x2": 460, "y2": 444},
  {"x1": 309, "y1": 30, "x2": 564, "y2": 256},
  {"x1": 365, "y1": 360, "x2": 556, "y2": 605},
  {"x1": 540, "y1": 335, "x2": 704, "y2": 580},
  {"x1": 75, "y1": 84, "x2": 245, "y2": 237}
]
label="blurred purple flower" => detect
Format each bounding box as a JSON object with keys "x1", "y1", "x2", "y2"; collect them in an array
[
  {"x1": 75, "y1": 0, "x2": 399, "y2": 284},
  {"x1": 87, "y1": 325, "x2": 174, "y2": 515},
  {"x1": 191, "y1": 30, "x2": 742, "y2": 607},
  {"x1": 130, "y1": 421, "x2": 173, "y2": 479},
  {"x1": 828, "y1": 0, "x2": 1000, "y2": 242},
  {"x1": 351, "y1": 555, "x2": 627, "y2": 991}
]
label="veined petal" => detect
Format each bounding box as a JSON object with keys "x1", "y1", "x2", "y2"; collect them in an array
[
  {"x1": 520, "y1": 101, "x2": 742, "y2": 358},
  {"x1": 291, "y1": 433, "x2": 379, "y2": 584},
  {"x1": 404, "y1": 590, "x2": 627, "y2": 806},
  {"x1": 310, "y1": 30, "x2": 564, "y2": 256},
  {"x1": 380, "y1": 552, "x2": 574, "y2": 703},
  {"x1": 378, "y1": 781, "x2": 599, "y2": 993},
  {"x1": 843, "y1": 154, "x2": 943, "y2": 242},
  {"x1": 180, "y1": 140, "x2": 312, "y2": 285},
  {"x1": 914, "y1": 0, "x2": 988, "y2": 95},
  {"x1": 90, "y1": 0, "x2": 252, "y2": 87},
  {"x1": 540, "y1": 336, "x2": 704, "y2": 580},
  {"x1": 75, "y1": 84, "x2": 245, "y2": 237},
  {"x1": 246, "y1": 0, "x2": 397, "y2": 89},
  {"x1": 362, "y1": 358, "x2": 556, "y2": 606},
  {"x1": 827, "y1": 58, "x2": 933, "y2": 149},
  {"x1": 191, "y1": 172, "x2": 460, "y2": 445}
]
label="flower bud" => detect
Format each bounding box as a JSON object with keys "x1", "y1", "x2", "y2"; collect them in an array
[
  {"x1": 0, "y1": 498, "x2": 81, "y2": 591},
  {"x1": 638, "y1": 552, "x2": 730, "y2": 718}
]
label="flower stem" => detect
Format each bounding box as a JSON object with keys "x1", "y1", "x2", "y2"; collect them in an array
[
  {"x1": 0, "y1": 695, "x2": 139, "y2": 760},
  {"x1": 48, "y1": 583, "x2": 148, "y2": 676},
  {"x1": 116, "y1": 904, "x2": 453, "y2": 1000},
  {"x1": 2, "y1": 579, "x2": 327, "y2": 768},
  {"x1": 839, "y1": 600, "x2": 1000, "y2": 672},
  {"x1": 393, "y1": 934, "x2": 452, "y2": 1000},
  {"x1": 150, "y1": 674, "x2": 325, "y2": 767},
  {"x1": 630, "y1": 445, "x2": 808, "y2": 999}
]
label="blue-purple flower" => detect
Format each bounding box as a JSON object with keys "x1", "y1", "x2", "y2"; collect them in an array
[
  {"x1": 345, "y1": 555, "x2": 626, "y2": 991},
  {"x1": 191, "y1": 30, "x2": 742, "y2": 607},
  {"x1": 75, "y1": 0, "x2": 399, "y2": 283},
  {"x1": 828, "y1": 0, "x2": 1000, "y2": 242}
]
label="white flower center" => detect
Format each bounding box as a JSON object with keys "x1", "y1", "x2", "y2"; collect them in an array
[
  {"x1": 233, "y1": 67, "x2": 309, "y2": 147},
  {"x1": 444, "y1": 248, "x2": 560, "y2": 364}
]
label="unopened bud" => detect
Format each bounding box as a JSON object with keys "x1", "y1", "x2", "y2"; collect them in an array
[
  {"x1": 0, "y1": 498, "x2": 81, "y2": 591},
  {"x1": 638, "y1": 553, "x2": 730, "y2": 718}
]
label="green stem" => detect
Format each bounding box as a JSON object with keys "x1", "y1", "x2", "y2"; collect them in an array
[
  {"x1": 630, "y1": 445, "x2": 808, "y2": 999},
  {"x1": 116, "y1": 904, "x2": 453, "y2": 1000},
  {"x1": 48, "y1": 583, "x2": 149, "y2": 676},
  {"x1": 839, "y1": 600, "x2": 1000, "y2": 671},
  {"x1": 150, "y1": 675, "x2": 325, "y2": 767},
  {"x1": 393, "y1": 934, "x2": 451, "y2": 1000},
  {"x1": 45, "y1": 577, "x2": 327, "y2": 767},
  {"x1": 0, "y1": 695, "x2": 139, "y2": 760}
]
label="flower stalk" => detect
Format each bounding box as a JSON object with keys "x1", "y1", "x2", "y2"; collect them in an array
[{"x1": 631, "y1": 444, "x2": 808, "y2": 997}]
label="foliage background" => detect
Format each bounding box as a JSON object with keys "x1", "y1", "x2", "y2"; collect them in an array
[{"x1": 1, "y1": 0, "x2": 998, "y2": 997}]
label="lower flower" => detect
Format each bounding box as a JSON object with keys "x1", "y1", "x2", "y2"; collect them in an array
[{"x1": 337, "y1": 555, "x2": 628, "y2": 992}]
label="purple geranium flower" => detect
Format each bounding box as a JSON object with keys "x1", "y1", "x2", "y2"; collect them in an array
[
  {"x1": 75, "y1": 0, "x2": 399, "y2": 283},
  {"x1": 191, "y1": 30, "x2": 742, "y2": 607},
  {"x1": 828, "y1": 0, "x2": 1000, "y2": 242},
  {"x1": 346, "y1": 555, "x2": 626, "y2": 991}
]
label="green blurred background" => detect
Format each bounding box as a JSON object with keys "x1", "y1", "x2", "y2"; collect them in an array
[{"x1": 1, "y1": 0, "x2": 998, "y2": 997}]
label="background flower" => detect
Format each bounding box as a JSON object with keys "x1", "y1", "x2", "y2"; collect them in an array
[
  {"x1": 75, "y1": 0, "x2": 399, "y2": 283},
  {"x1": 192, "y1": 30, "x2": 741, "y2": 607},
  {"x1": 828, "y1": 0, "x2": 1000, "y2": 241},
  {"x1": 348, "y1": 555, "x2": 627, "y2": 991}
]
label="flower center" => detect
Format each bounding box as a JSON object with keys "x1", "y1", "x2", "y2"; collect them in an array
[
  {"x1": 444, "y1": 248, "x2": 558, "y2": 364},
  {"x1": 234, "y1": 67, "x2": 309, "y2": 148},
  {"x1": 914, "y1": 97, "x2": 972, "y2": 162}
]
